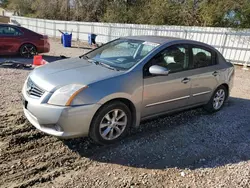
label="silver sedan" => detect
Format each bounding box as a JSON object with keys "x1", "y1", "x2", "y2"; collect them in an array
[{"x1": 22, "y1": 36, "x2": 234, "y2": 144}]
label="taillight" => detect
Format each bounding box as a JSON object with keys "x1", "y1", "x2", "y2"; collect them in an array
[
  {"x1": 43, "y1": 35, "x2": 48, "y2": 39},
  {"x1": 40, "y1": 35, "x2": 48, "y2": 41}
]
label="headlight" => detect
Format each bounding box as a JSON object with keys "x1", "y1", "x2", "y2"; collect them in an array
[{"x1": 48, "y1": 84, "x2": 88, "y2": 106}]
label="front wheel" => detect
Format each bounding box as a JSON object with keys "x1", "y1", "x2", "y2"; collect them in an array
[
  {"x1": 89, "y1": 101, "x2": 132, "y2": 145},
  {"x1": 204, "y1": 85, "x2": 227, "y2": 113}
]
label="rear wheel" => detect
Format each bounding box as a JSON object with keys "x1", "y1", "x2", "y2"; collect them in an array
[
  {"x1": 204, "y1": 85, "x2": 227, "y2": 113},
  {"x1": 20, "y1": 44, "x2": 37, "y2": 58},
  {"x1": 89, "y1": 101, "x2": 132, "y2": 145}
]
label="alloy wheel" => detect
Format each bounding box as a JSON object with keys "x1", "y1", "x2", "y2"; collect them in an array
[
  {"x1": 213, "y1": 89, "x2": 225, "y2": 110},
  {"x1": 20, "y1": 44, "x2": 37, "y2": 58},
  {"x1": 99, "y1": 109, "x2": 127, "y2": 140}
]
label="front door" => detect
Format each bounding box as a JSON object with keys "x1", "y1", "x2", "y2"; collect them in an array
[
  {"x1": 0, "y1": 26, "x2": 23, "y2": 55},
  {"x1": 0, "y1": 25, "x2": 7, "y2": 55},
  {"x1": 142, "y1": 44, "x2": 192, "y2": 118}
]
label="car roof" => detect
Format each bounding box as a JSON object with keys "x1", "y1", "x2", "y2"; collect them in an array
[
  {"x1": 122, "y1": 35, "x2": 217, "y2": 51},
  {"x1": 0, "y1": 23, "x2": 22, "y2": 28},
  {"x1": 122, "y1": 35, "x2": 181, "y2": 44},
  {"x1": 0, "y1": 23, "x2": 36, "y2": 33},
  {"x1": 0, "y1": 23, "x2": 15, "y2": 26}
]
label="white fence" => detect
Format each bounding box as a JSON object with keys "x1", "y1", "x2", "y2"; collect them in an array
[{"x1": 11, "y1": 16, "x2": 250, "y2": 65}]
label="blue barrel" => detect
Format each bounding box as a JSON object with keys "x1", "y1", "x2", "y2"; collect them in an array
[
  {"x1": 88, "y1": 33, "x2": 97, "y2": 45},
  {"x1": 62, "y1": 33, "x2": 72, "y2": 47}
]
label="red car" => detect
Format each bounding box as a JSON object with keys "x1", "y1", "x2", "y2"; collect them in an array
[{"x1": 0, "y1": 24, "x2": 50, "y2": 57}]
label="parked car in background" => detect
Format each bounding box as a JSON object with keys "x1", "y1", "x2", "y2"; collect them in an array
[
  {"x1": 22, "y1": 36, "x2": 234, "y2": 145},
  {"x1": 0, "y1": 24, "x2": 50, "y2": 57}
]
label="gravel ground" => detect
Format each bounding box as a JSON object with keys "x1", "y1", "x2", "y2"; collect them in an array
[{"x1": 0, "y1": 39, "x2": 250, "y2": 188}]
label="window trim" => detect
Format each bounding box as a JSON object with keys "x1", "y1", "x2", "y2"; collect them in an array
[
  {"x1": 143, "y1": 44, "x2": 190, "y2": 78},
  {"x1": 0, "y1": 26, "x2": 23, "y2": 37},
  {"x1": 189, "y1": 44, "x2": 217, "y2": 70}
]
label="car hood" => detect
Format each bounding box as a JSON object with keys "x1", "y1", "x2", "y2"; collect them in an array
[{"x1": 29, "y1": 57, "x2": 123, "y2": 92}]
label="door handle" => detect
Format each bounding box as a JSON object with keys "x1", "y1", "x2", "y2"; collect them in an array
[
  {"x1": 181, "y1": 78, "x2": 190, "y2": 84},
  {"x1": 212, "y1": 71, "x2": 218, "y2": 76}
]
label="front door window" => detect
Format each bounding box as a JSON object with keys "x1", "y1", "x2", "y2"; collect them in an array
[
  {"x1": 0, "y1": 26, "x2": 22, "y2": 36},
  {"x1": 144, "y1": 45, "x2": 189, "y2": 77}
]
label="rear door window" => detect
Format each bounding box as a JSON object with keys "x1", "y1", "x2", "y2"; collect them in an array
[{"x1": 191, "y1": 47, "x2": 214, "y2": 69}]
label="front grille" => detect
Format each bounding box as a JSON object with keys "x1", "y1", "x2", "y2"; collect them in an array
[{"x1": 26, "y1": 78, "x2": 45, "y2": 98}]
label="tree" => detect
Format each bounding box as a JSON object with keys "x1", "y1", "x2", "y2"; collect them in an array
[
  {"x1": 102, "y1": 0, "x2": 134, "y2": 23},
  {"x1": 199, "y1": 0, "x2": 249, "y2": 27},
  {"x1": 31, "y1": 0, "x2": 67, "y2": 20},
  {"x1": 0, "y1": 0, "x2": 9, "y2": 8},
  {"x1": 71, "y1": 0, "x2": 106, "y2": 22},
  {"x1": 2, "y1": 0, "x2": 250, "y2": 28},
  {"x1": 7, "y1": 0, "x2": 34, "y2": 16},
  {"x1": 137, "y1": 0, "x2": 182, "y2": 25}
]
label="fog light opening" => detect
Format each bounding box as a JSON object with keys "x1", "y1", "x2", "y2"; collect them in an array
[{"x1": 55, "y1": 124, "x2": 63, "y2": 132}]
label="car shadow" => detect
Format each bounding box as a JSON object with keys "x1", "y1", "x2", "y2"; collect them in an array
[
  {"x1": 0, "y1": 55, "x2": 68, "y2": 69},
  {"x1": 43, "y1": 55, "x2": 69, "y2": 62},
  {"x1": 63, "y1": 97, "x2": 250, "y2": 170},
  {"x1": 70, "y1": 46, "x2": 93, "y2": 50}
]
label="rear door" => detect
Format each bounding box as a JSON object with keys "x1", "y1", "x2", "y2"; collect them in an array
[
  {"x1": 0, "y1": 26, "x2": 23, "y2": 55},
  {"x1": 188, "y1": 45, "x2": 220, "y2": 105}
]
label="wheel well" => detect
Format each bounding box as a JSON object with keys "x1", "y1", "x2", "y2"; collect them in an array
[
  {"x1": 19, "y1": 43, "x2": 37, "y2": 52},
  {"x1": 221, "y1": 83, "x2": 229, "y2": 98},
  {"x1": 93, "y1": 98, "x2": 137, "y2": 127}
]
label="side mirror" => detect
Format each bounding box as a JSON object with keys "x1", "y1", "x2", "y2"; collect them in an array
[{"x1": 149, "y1": 65, "x2": 169, "y2": 76}]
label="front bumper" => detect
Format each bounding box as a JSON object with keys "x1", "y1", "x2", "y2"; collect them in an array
[{"x1": 22, "y1": 83, "x2": 100, "y2": 139}]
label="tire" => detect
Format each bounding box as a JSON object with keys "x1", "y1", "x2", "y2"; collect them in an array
[
  {"x1": 204, "y1": 85, "x2": 228, "y2": 113},
  {"x1": 89, "y1": 101, "x2": 132, "y2": 145},
  {"x1": 19, "y1": 44, "x2": 37, "y2": 58}
]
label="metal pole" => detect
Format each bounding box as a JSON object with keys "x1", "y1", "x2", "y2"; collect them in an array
[
  {"x1": 154, "y1": 28, "x2": 158, "y2": 36},
  {"x1": 108, "y1": 24, "x2": 112, "y2": 42},
  {"x1": 44, "y1": 19, "x2": 46, "y2": 34},
  {"x1": 221, "y1": 33, "x2": 228, "y2": 55},
  {"x1": 183, "y1": 30, "x2": 188, "y2": 39},
  {"x1": 129, "y1": 26, "x2": 132, "y2": 36},
  {"x1": 27, "y1": 18, "x2": 29, "y2": 29},
  {"x1": 36, "y1": 19, "x2": 38, "y2": 32},
  {"x1": 76, "y1": 23, "x2": 80, "y2": 41},
  {"x1": 91, "y1": 23, "x2": 94, "y2": 34},
  {"x1": 242, "y1": 56, "x2": 249, "y2": 70}
]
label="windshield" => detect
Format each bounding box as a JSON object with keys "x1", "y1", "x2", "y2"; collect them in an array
[{"x1": 85, "y1": 39, "x2": 159, "y2": 70}]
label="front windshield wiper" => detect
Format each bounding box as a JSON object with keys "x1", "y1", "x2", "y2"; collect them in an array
[
  {"x1": 80, "y1": 55, "x2": 119, "y2": 71},
  {"x1": 94, "y1": 60, "x2": 119, "y2": 71},
  {"x1": 79, "y1": 54, "x2": 88, "y2": 58},
  {"x1": 80, "y1": 55, "x2": 96, "y2": 64},
  {"x1": 80, "y1": 55, "x2": 89, "y2": 60}
]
